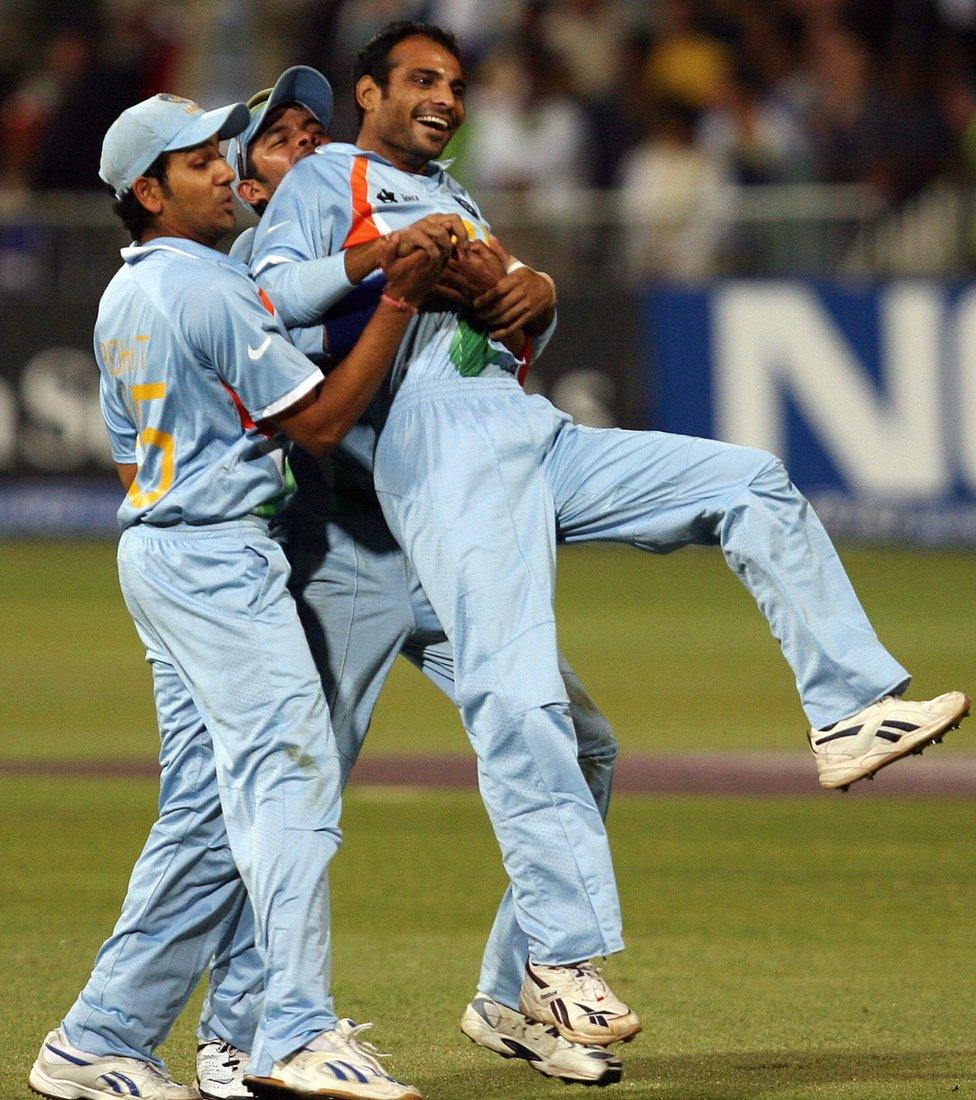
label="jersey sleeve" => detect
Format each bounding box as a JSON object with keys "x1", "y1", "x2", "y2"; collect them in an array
[
  {"x1": 96, "y1": 367, "x2": 138, "y2": 463},
  {"x1": 179, "y1": 270, "x2": 323, "y2": 422},
  {"x1": 228, "y1": 226, "x2": 256, "y2": 264},
  {"x1": 290, "y1": 323, "x2": 327, "y2": 363},
  {"x1": 256, "y1": 252, "x2": 352, "y2": 328},
  {"x1": 250, "y1": 154, "x2": 355, "y2": 327}
]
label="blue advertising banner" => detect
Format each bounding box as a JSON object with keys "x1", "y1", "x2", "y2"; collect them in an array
[{"x1": 646, "y1": 282, "x2": 976, "y2": 545}]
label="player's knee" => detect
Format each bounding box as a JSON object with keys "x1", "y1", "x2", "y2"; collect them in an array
[
  {"x1": 735, "y1": 447, "x2": 785, "y2": 487},
  {"x1": 157, "y1": 799, "x2": 228, "y2": 852}
]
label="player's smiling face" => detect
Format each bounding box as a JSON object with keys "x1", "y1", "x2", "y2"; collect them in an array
[
  {"x1": 357, "y1": 35, "x2": 466, "y2": 172},
  {"x1": 138, "y1": 136, "x2": 237, "y2": 246},
  {"x1": 246, "y1": 104, "x2": 329, "y2": 200}
]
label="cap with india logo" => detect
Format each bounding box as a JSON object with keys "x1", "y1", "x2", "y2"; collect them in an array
[{"x1": 100, "y1": 93, "x2": 251, "y2": 198}]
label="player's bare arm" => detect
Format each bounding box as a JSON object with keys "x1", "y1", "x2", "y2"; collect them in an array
[
  {"x1": 115, "y1": 462, "x2": 137, "y2": 491},
  {"x1": 268, "y1": 238, "x2": 447, "y2": 455}
]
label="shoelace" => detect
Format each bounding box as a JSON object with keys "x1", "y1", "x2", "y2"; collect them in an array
[
  {"x1": 333, "y1": 1021, "x2": 391, "y2": 1073},
  {"x1": 566, "y1": 963, "x2": 610, "y2": 1005},
  {"x1": 203, "y1": 1041, "x2": 243, "y2": 1071}
]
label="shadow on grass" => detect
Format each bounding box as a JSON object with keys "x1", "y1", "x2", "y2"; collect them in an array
[{"x1": 430, "y1": 1049, "x2": 976, "y2": 1099}]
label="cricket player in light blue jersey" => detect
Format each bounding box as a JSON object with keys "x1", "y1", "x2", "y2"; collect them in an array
[
  {"x1": 250, "y1": 15, "x2": 971, "y2": 1048},
  {"x1": 29, "y1": 91, "x2": 449, "y2": 1100},
  {"x1": 250, "y1": 29, "x2": 644, "y2": 1059},
  {"x1": 186, "y1": 66, "x2": 625, "y2": 1095}
]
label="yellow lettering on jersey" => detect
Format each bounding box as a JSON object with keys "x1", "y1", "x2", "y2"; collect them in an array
[
  {"x1": 127, "y1": 382, "x2": 175, "y2": 509},
  {"x1": 102, "y1": 335, "x2": 149, "y2": 377}
]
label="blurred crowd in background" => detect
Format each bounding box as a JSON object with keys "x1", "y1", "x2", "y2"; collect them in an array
[{"x1": 3, "y1": 0, "x2": 976, "y2": 276}]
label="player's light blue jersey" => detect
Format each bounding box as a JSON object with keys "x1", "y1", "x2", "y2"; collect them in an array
[
  {"x1": 250, "y1": 143, "x2": 525, "y2": 392},
  {"x1": 95, "y1": 237, "x2": 323, "y2": 529},
  {"x1": 233, "y1": 224, "x2": 378, "y2": 514}
]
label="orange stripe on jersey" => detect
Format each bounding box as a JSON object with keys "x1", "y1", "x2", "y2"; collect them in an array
[
  {"x1": 343, "y1": 156, "x2": 382, "y2": 248},
  {"x1": 258, "y1": 287, "x2": 276, "y2": 316},
  {"x1": 221, "y1": 380, "x2": 273, "y2": 440}
]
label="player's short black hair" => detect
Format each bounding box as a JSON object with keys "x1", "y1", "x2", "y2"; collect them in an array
[
  {"x1": 111, "y1": 151, "x2": 170, "y2": 241},
  {"x1": 352, "y1": 20, "x2": 461, "y2": 124}
]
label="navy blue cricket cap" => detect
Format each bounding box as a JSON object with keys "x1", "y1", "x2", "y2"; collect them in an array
[{"x1": 100, "y1": 93, "x2": 250, "y2": 197}]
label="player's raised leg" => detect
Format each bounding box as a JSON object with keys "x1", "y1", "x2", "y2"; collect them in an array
[{"x1": 544, "y1": 423, "x2": 969, "y2": 787}]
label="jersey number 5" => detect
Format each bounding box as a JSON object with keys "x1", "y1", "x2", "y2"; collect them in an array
[{"x1": 128, "y1": 383, "x2": 175, "y2": 509}]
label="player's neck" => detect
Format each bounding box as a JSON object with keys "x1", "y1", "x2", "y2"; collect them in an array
[
  {"x1": 140, "y1": 224, "x2": 222, "y2": 248},
  {"x1": 355, "y1": 130, "x2": 429, "y2": 175}
]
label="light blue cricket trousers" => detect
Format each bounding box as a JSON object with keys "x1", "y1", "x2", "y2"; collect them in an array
[
  {"x1": 197, "y1": 506, "x2": 619, "y2": 1044},
  {"x1": 375, "y1": 382, "x2": 629, "y2": 971},
  {"x1": 62, "y1": 519, "x2": 341, "y2": 1078},
  {"x1": 370, "y1": 376, "x2": 908, "y2": 947}
]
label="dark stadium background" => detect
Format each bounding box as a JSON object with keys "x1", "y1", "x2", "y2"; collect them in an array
[{"x1": 2, "y1": 4, "x2": 976, "y2": 1099}]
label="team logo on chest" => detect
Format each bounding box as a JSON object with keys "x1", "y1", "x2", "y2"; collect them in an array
[
  {"x1": 453, "y1": 194, "x2": 480, "y2": 219},
  {"x1": 376, "y1": 188, "x2": 419, "y2": 204}
]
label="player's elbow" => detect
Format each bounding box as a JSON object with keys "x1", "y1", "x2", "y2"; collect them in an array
[
  {"x1": 269, "y1": 386, "x2": 353, "y2": 456},
  {"x1": 295, "y1": 421, "x2": 344, "y2": 457}
]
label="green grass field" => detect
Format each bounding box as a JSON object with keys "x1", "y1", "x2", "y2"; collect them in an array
[
  {"x1": 2, "y1": 540, "x2": 975, "y2": 1098},
  {"x1": 2, "y1": 540, "x2": 974, "y2": 761},
  {"x1": 4, "y1": 781, "x2": 976, "y2": 1098}
]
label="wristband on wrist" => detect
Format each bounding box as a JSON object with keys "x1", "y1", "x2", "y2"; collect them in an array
[
  {"x1": 380, "y1": 292, "x2": 419, "y2": 315},
  {"x1": 505, "y1": 259, "x2": 526, "y2": 274}
]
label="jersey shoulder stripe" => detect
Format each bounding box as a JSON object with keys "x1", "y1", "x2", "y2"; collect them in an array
[{"x1": 343, "y1": 155, "x2": 382, "y2": 249}]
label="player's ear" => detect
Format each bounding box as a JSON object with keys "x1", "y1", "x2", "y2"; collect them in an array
[
  {"x1": 132, "y1": 175, "x2": 164, "y2": 216},
  {"x1": 237, "y1": 178, "x2": 267, "y2": 208},
  {"x1": 356, "y1": 75, "x2": 380, "y2": 115}
]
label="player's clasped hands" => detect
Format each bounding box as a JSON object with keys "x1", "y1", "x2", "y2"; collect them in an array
[
  {"x1": 474, "y1": 241, "x2": 556, "y2": 340},
  {"x1": 394, "y1": 213, "x2": 468, "y2": 261},
  {"x1": 434, "y1": 238, "x2": 505, "y2": 305},
  {"x1": 378, "y1": 230, "x2": 452, "y2": 308},
  {"x1": 431, "y1": 237, "x2": 557, "y2": 340}
]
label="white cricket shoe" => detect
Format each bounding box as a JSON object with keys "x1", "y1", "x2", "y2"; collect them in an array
[
  {"x1": 810, "y1": 691, "x2": 971, "y2": 790},
  {"x1": 519, "y1": 961, "x2": 642, "y2": 1046},
  {"x1": 244, "y1": 1019, "x2": 422, "y2": 1099},
  {"x1": 461, "y1": 993, "x2": 623, "y2": 1086},
  {"x1": 29, "y1": 1028, "x2": 199, "y2": 1099},
  {"x1": 197, "y1": 1040, "x2": 252, "y2": 1099}
]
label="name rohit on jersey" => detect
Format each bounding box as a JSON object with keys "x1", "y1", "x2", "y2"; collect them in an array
[{"x1": 100, "y1": 335, "x2": 150, "y2": 377}]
